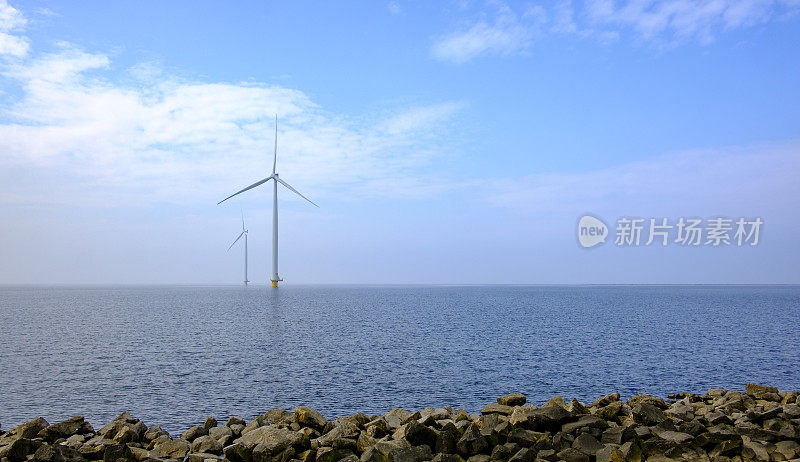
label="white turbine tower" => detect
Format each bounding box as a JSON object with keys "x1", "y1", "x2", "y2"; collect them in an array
[
  {"x1": 227, "y1": 211, "x2": 249, "y2": 286},
  {"x1": 218, "y1": 115, "x2": 318, "y2": 287}
]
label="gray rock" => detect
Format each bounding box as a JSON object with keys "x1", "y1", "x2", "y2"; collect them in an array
[
  {"x1": 656, "y1": 431, "x2": 693, "y2": 444},
  {"x1": 182, "y1": 425, "x2": 208, "y2": 442},
  {"x1": 497, "y1": 394, "x2": 526, "y2": 407},
  {"x1": 0, "y1": 438, "x2": 44, "y2": 462},
  {"x1": 102, "y1": 443, "x2": 136, "y2": 462},
  {"x1": 560, "y1": 415, "x2": 606, "y2": 434},
  {"x1": 480, "y1": 404, "x2": 513, "y2": 416},
  {"x1": 626, "y1": 394, "x2": 667, "y2": 410},
  {"x1": 235, "y1": 426, "x2": 302, "y2": 453},
  {"x1": 456, "y1": 424, "x2": 488, "y2": 456},
  {"x1": 209, "y1": 425, "x2": 233, "y2": 443},
  {"x1": 387, "y1": 445, "x2": 432, "y2": 462},
  {"x1": 745, "y1": 383, "x2": 781, "y2": 401},
  {"x1": 594, "y1": 444, "x2": 625, "y2": 462},
  {"x1": 204, "y1": 417, "x2": 218, "y2": 430},
  {"x1": 226, "y1": 416, "x2": 246, "y2": 427},
  {"x1": 295, "y1": 407, "x2": 327, "y2": 430},
  {"x1": 571, "y1": 433, "x2": 603, "y2": 456},
  {"x1": 632, "y1": 403, "x2": 666, "y2": 425},
  {"x1": 555, "y1": 447, "x2": 589, "y2": 462},
  {"x1": 151, "y1": 439, "x2": 190, "y2": 459},
  {"x1": 38, "y1": 416, "x2": 94, "y2": 442},
  {"x1": 191, "y1": 435, "x2": 224, "y2": 454}
]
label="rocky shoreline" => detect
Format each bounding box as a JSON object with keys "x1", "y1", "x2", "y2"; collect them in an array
[{"x1": 2, "y1": 384, "x2": 799, "y2": 462}]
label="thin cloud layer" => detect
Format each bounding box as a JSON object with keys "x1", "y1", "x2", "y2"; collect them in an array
[{"x1": 432, "y1": 0, "x2": 800, "y2": 63}]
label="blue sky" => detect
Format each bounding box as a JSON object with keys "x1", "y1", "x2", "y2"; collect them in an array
[{"x1": 0, "y1": 0, "x2": 798, "y2": 284}]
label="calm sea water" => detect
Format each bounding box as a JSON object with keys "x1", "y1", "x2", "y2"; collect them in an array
[{"x1": 1, "y1": 285, "x2": 798, "y2": 434}]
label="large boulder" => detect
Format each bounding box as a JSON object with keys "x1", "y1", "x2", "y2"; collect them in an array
[
  {"x1": 1, "y1": 417, "x2": 49, "y2": 443},
  {"x1": 497, "y1": 394, "x2": 526, "y2": 407},
  {"x1": 151, "y1": 439, "x2": 190, "y2": 459},
  {"x1": 235, "y1": 426, "x2": 302, "y2": 454},
  {"x1": 33, "y1": 444, "x2": 83, "y2": 462},
  {"x1": 38, "y1": 416, "x2": 94, "y2": 442},
  {"x1": 295, "y1": 407, "x2": 328, "y2": 430},
  {"x1": 0, "y1": 438, "x2": 43, "y2": 462},
  {"x1": 191, "y1": 435, "x2": 224, "y2": 454},
  {"x1": 456, "y1": 424, "x2": 488, "y2": 456},
  {"x1": 745, "y1": 383, "x2": 781, "y2": 402}
]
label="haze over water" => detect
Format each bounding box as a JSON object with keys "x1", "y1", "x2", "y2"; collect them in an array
[{"x1": 1, "y1": 285, "x2": 798, "y2": 434}]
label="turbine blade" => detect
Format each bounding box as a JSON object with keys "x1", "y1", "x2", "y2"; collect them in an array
[
  {"x1": 217, "y1": 176, "x2": 273, "y2": 205},
  {"x1": 276, "y1": 177, "x2": 319, "y2": 207},
  {"x1": 272, "y1": 115, "x2": 277, "y2": 175},
  {"x1": 241, "y1": 209, "x2": 245, "y2": 232},
  {"x1": 227, "y1": 231, "x2": 245, "y2": 251}
]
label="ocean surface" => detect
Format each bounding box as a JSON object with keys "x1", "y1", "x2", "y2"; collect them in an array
[{"x1": 1, "y1": 285, "x2": 798, "y2": 434}]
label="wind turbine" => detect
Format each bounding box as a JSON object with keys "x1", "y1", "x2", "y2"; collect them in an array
[
  {"x1": 227, "y1": 211, "x2": 249, "y2": 286},
  {"x1": 218, "y1": 115, "x2": 318, "y2": 287}
]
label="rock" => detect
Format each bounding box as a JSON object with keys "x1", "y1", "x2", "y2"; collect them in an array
[
  {"x1": 594, "y1": 401, "x2": 625, "y2": 421},
  {"x1": 235, "y1": 426, "x2": 302, "y2": 453},
  {"x1": 143, "y1": 425, "x2": 168, "y2": 441},
  {"x1": 38, "y1": 416, "x2": 94, "y2": 442},
  {"x1": 204, "y1": 417, "x2": 218, "y2": 430},
  {"x1": 528, "y1": 406, "x2": 572, "y2": 432},
  {"x1": 1, "y1": 417, "x2": 49, "y2": 441},
  {"x1": 656, "y1": 431, "x2": 693, "y2": 445},
  {"x1": 151, "y1": 439, "x2": 190, "y2": 459},
  {"x1": 317, "y1": 421, "x2": 360, "y2": 447},
  {"x1": 102, "y1": 443, "x2": 136, "y2": 462},
  {"x1": 541, "y1": 396, "x2": 566, "y2": 409},
  {"x1": 209, "y1": 425, "x2": 233, "y2": 443},
  {"x1": 591, "y1": 393, "x2": 620, "y2": 408},
  {"x1": 182, "y1": 425, "x2": 208, "y2": 442},
  {"x1": 600, "y1": 426, "x2": 636, "y2": 445},
  {"x1": 489, "y1": 442, "x2": 520, "y2": 461},
  {"x1": 774, "y1": 440, "x2": 799, "y2": 459},
  {"x1": 508, "y1": 406, "x2": 538, "y2": 427},
  {"x1": 430, "y1": 454, "x2": 464, "y2": 462},
  {"x1": 295, "y1": 407, "x2": 328, "y2": 430},
  {"x1": 566, "y1": 399, "x2": 589, "y2": 416},
  {"x1": 260, "y1": 409, "x2": 296, "y2": 427},
  {"x1": 396, "y1": 421, "x2": 437, "y2": 448},
  {"x1": 571, "y1": 433, "x2": 603, "y2": 456},
  {"x1": 561, "y1": 415, "x2": 606, "y2": 434},
  {"x1": 480, "y1": 404, "x2": 513, "y2": 416},
  {"x1": 191, "y1": 435, "x2": 224, "y2": 454},
  {"x1": 506, "y1": 429, "x2": 543, "y2": 448},
  {"x1": 505, "y1": 448, "x2": 532, "y2": 462},
  {"x1": 497, "y1": 394, "x2": 526, "y2": 407},
  {"x1": 741, "y1": 440, "x2": 770, "y2": 461},
  {"x1": 187, "y1": 452, "x2": 222, "y2": 462},
  {"x1": 456, "y1": 424, "x2": 488, "y2": 456},
  {"x1": 227, "y1": 416, "x2": 247, "y2": 427},
  {"x1": 435, "y1": 423, "x2": 459, "y2": 454},
  {"x1": 594, "y1": 444, "x2": 624, "y2": 462},
  {"x1": 632, "y1": 404, "x2": 666, "y2": 425},
  {"x1": 387, "y1": 445, "x2": 432, "y2": 462},
  {"x1": 745, "y1": 383, "x2": 781, "y2": 401},
  {"x1": 627, "y1": 394, "x2": 667, "y2": 410},
  {"x1": 112, "y1": 426, "x2": 138, "y2": 444},
  {"x1": 555, "y1": 447, "x2": 589, "y2": 462},
  {"x1": 0, "y1": 438, "x2": 43, "y2": 462},
  {"x1": 224, "y1": 443, "x2": 252, "y2": 462}
]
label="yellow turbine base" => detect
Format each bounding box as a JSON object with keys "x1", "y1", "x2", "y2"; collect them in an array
[{"x1": 271, "y1": 281, "x2": 278, "y2": 287}]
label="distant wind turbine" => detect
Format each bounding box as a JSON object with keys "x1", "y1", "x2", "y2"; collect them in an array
[
  {"x1": 227, "y1": 211, "x2": 249, "y2": 286},
  {"x1": 218, "y1": 115, "x2": 318, "y2": 287}
]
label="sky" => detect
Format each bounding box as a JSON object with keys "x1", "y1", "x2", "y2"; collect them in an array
[{"x1": 0, "y1": 0, "x2": 798, "y2": 284}]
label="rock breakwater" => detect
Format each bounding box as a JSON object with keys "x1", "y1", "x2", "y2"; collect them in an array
[{"x1": 2, "y1": 384, "x2": 799, "y2": 462}]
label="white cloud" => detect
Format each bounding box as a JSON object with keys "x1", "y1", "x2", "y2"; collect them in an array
[
  {"x1": 0, "y1": 41, "x2": 465, "y2": 206},
  {"x1": 0, "y1": 0, "x2": 28, "y2": 57},
  {"x1": 431, "y1": 5, "x2": 538, "y2": 63},
  {"x1": 388, "y1": 1, "x2": 401, "y2": 15}
]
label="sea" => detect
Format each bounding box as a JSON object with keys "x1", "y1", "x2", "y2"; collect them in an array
[{"x1": 1, "y1": 285, "x2": 798, "y2": 434}]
